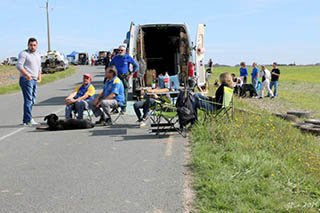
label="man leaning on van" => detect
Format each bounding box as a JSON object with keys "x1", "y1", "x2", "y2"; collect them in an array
[{"x1": 110, "y1": 45, "x2": 139, "y2": 114}]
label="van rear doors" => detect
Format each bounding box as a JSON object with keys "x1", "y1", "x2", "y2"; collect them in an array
[{"x1": 195, "y1": 24, "x2": 206, "y2": 87}]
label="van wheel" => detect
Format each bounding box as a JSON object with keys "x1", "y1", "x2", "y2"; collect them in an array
[{"x1": 287, "y1": 111, "x2": 311, "y2": 118}]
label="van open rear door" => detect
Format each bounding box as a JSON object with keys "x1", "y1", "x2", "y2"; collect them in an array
[
  {"x1": 127, "y1": 22, "x2": 135, "y2": 57},
  {"x1": 195, "y1": 24, "x2": 206, "y2": 86}
]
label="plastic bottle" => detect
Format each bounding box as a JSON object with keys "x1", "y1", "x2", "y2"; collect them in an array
[
  {"x1": 164, "y1": 72, "x2": 170, "y2": 89},
  {"x1": 152, "y1": 73, "x2": 156, "y2": 89}
]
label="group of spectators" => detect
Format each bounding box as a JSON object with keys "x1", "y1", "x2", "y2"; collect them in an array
[
  {"x1": 16, "y1": 37, "x2": 139, "y2": 126},
  {"x1": 65, "y1": 45, "x2": 139, "y2": 125},
  {"x1": 238, "y1": 61, "x2": 281, "y2": 98}
]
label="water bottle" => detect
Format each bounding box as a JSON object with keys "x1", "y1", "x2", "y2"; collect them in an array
[
  {"x1": 152, "y1": 73, "x2": 156, "y2": 89},
  {"x1": 164, "y1": 72, "x2": 170, "y2": 89}
]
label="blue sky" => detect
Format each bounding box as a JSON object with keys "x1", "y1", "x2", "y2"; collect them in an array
[{"x1": 1, "y1": 0, "x2": 319, "y2": 65}]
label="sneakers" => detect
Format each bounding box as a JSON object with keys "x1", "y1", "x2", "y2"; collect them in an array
[
  {"x1": 140, "y1": 121, "x2": 146, "y2": 127},
  {"x1": 23, "y1": 119, "x2": 39, "y2": 127},
  {"x1": 30, "y1": 119, "x2": 39, "y2": 125},
  {"x1": 95, "y1": 117, "x2": 106, "y2": 125},
  {"x1": 95, "y1": 117, "x2": 112, "y2": 126},
  {"x1": 105, "y1": 118, "x2": 112, "y2": 126}
]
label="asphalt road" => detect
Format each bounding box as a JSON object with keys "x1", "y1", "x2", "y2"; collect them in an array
[{"x1": 0, "y1": 66, "x2": 186, "y2": 213}]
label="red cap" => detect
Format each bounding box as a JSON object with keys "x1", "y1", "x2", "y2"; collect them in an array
[{"x1": 83, "y1": 73, "x2": 92, "y2": 79}]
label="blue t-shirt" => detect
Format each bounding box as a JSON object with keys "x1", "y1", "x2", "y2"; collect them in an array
[
  {"x1": 240, "y1": 67, "x2": 248, "y2": 77},
  {"x1": 103, "y1": 76, "x2": 125, "y2": 106},
  {"x1": 251, "y1": 67, "x2": 259, "y2": 82},
  {"x1": 110, "y1": 54, "x2": 139, "y2": 76}
]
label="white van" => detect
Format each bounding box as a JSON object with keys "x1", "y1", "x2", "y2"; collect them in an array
[{"x1": 124, "y1": 23, "x2": 206, "y2": 97}]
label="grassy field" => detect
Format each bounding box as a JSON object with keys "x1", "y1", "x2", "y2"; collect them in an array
[
  {"x1": 0, "y1": 66, "x2": 77, "y2": 95},
  {"x1": 210, "y1": 65, "x2": 320, "y2": 117},
  {"x1": 191, "y1": 66, "x2": 320, "y2": 212}
]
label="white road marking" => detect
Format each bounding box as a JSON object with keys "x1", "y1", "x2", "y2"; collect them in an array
[
  {"x1": 0, "y1": 108, "x2": 65, "y2": 143},
  {"x1": 0, "y1": 127, "x2": 25, "y2": 142},
  {"x1": 165, "y1": 137, "x2": 173, "y2": 156}
]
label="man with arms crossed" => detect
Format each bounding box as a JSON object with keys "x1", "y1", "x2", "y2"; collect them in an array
[{"x1": 16, "y1": 37, "x2": 41, "y2": 126}]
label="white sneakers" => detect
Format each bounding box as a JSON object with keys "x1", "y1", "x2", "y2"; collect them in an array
[{"x1": 23, "y1": 119, "x2": 40, "y2": 127}]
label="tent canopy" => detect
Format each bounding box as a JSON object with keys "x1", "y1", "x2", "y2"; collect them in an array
[{"x1": 67, "y1": 51, "x2": 78, "y2": 57}]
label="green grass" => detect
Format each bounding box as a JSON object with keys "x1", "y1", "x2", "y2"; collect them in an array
[
  {"x1": 191, "y1": 112, "x2": 320, "y2": 212},
  {"x1": 191, "y1": 65, "x2": 320, "y2": 212},
  {"x1": 0, "y1": 66, "x2": 77, "y2": 95}
]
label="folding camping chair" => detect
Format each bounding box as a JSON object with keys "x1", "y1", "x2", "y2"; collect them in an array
[
  {"x1": 73, "y1": 108, "x2": 93, "y2": 122},
  {"x1": 199, "y1": 86, "x2": 234, "y2": 122},
  {"x1": 109, "y1": 104, "x2": 126, "y2": 124},
  {"x1": 150, "y1": 100, "x2": 186, "y2": 137}
]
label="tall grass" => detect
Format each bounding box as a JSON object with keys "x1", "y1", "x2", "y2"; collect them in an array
[{"x1": 191, "y1": 111, "x2": 320, "y2": 212}]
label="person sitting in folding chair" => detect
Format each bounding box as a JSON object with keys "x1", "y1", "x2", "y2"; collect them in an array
[
  {"x1": 65, "y1": 73, "x2": 95, "y2": 120},
  {"x1": 193, "y1": 72, "x2": 234, "y2": 121},
  {"x1": 133, "y1": 91, "x2": 171, "y2": 127},
  {"x1": 88, "y1": 66, "x2": 125, "y2": 126}
]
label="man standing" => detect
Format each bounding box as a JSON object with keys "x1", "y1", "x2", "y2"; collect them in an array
[
  {"x1": 16, "y1": 38, "x2": 41, "y2": 126},
  {"x1": 251, "y1": 62, "x2": 259, "y2": 89},
  {"x1": 110, "y1": 45, "x2": 139, "y2": 113},
  {"x1": 65, "y1": 74, "x2": 95, "y2": 119},
  {"x1": 270, "y1": 62, "x2": 280, "y2": 97},
  {"x1": 89, "y1": 66, "x2": 125, "y2": 125}
]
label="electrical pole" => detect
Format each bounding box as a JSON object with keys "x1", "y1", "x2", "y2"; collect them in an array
[
  {"x1": 46, "y1": 0, "x2": 50, "y2": 52},
  {"x1": 41, "y1": 0, "x2": 51, "y2": 52}
]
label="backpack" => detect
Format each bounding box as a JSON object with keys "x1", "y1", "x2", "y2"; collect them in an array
[{"x1": 176, "y1": 90, "x2": 196, "y2": 127}]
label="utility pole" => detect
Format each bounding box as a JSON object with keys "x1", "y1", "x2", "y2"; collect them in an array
[{"x1": 41, "y1": 0, "x2": 51, "y2": 52}]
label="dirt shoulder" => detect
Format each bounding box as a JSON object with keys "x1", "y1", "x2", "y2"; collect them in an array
[{"x1": 0, "y1": 65, "x2": 20, "y2": 87}]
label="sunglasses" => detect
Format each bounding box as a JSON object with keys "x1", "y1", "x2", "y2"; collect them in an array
[{"x1": 119, "y1": 49, "x2": 124, "y2": 52}]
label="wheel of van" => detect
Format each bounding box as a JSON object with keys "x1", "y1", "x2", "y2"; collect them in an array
[
  {"x1": 287, "y1": 111, "x2": 311, "y2": 118},
  {"x1": 305, "y1": 119, "x2": 320, "y2": 125},
  {"x1": 299, "y1": 124, "x2": 320, "y2": 136}
]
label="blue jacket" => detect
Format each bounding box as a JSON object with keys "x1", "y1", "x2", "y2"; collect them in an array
[{"x1": 110, "y1": 54, "x2": 139, "y2": 76}]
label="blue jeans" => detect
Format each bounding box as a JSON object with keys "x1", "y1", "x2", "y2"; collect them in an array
[
  {"x1": 19, "y1": 77, "x2": 37, "y2": 123},
  {"x1": 133, "y1": 98, "x2": 156, "y2": 120},
  {"x1": 252, "y1": 78, "x2": 258, "y2": 93},
  {"x1": 269, "y1": 81, "x2": 278, "y2": 96},
  {"x1": 65, "y1": 100, "x2": 89, "y2": 119},
  {"x1": 193, "y1": 93, "x2": 216, "y2": 121}
]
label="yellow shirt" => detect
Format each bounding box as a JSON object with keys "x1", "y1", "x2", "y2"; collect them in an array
[{"x1": 74, "y1": 84, "x2": 95, "y2": 99}]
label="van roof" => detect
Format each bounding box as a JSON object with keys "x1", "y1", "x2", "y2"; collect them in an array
[{"x1": 139, "y1": 23, "x2": 188, "y2": 28}]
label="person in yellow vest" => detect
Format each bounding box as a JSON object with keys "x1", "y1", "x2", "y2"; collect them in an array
[{"x1": 65, "y1": 73, "x2": 95, "y2": 119}]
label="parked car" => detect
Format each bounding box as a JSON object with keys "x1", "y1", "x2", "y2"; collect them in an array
[
  {"x1": 94, "y1": 51, "x2": 107, "y2": 65},
  {"x1": 8, "y1": 57, "x2": 18, "y2": 66},
  {"x1": 41, "y1": 51, "x2": 69, "y2": 73},
  {"x1": 124, "y1": 23, "x2": 206, "y2": 98},
  {"x1": 78, "y1": 53, "x2": 89, "y2": 65}
]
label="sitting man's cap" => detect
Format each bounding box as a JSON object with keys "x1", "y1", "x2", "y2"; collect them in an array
[{"x1": 83, "y1": 73, "x2": 92, "y2": 79}]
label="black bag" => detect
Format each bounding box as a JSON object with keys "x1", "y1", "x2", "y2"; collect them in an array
[{"x1": 176, "y1": 90, "x2": 196, "y2": 127}]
